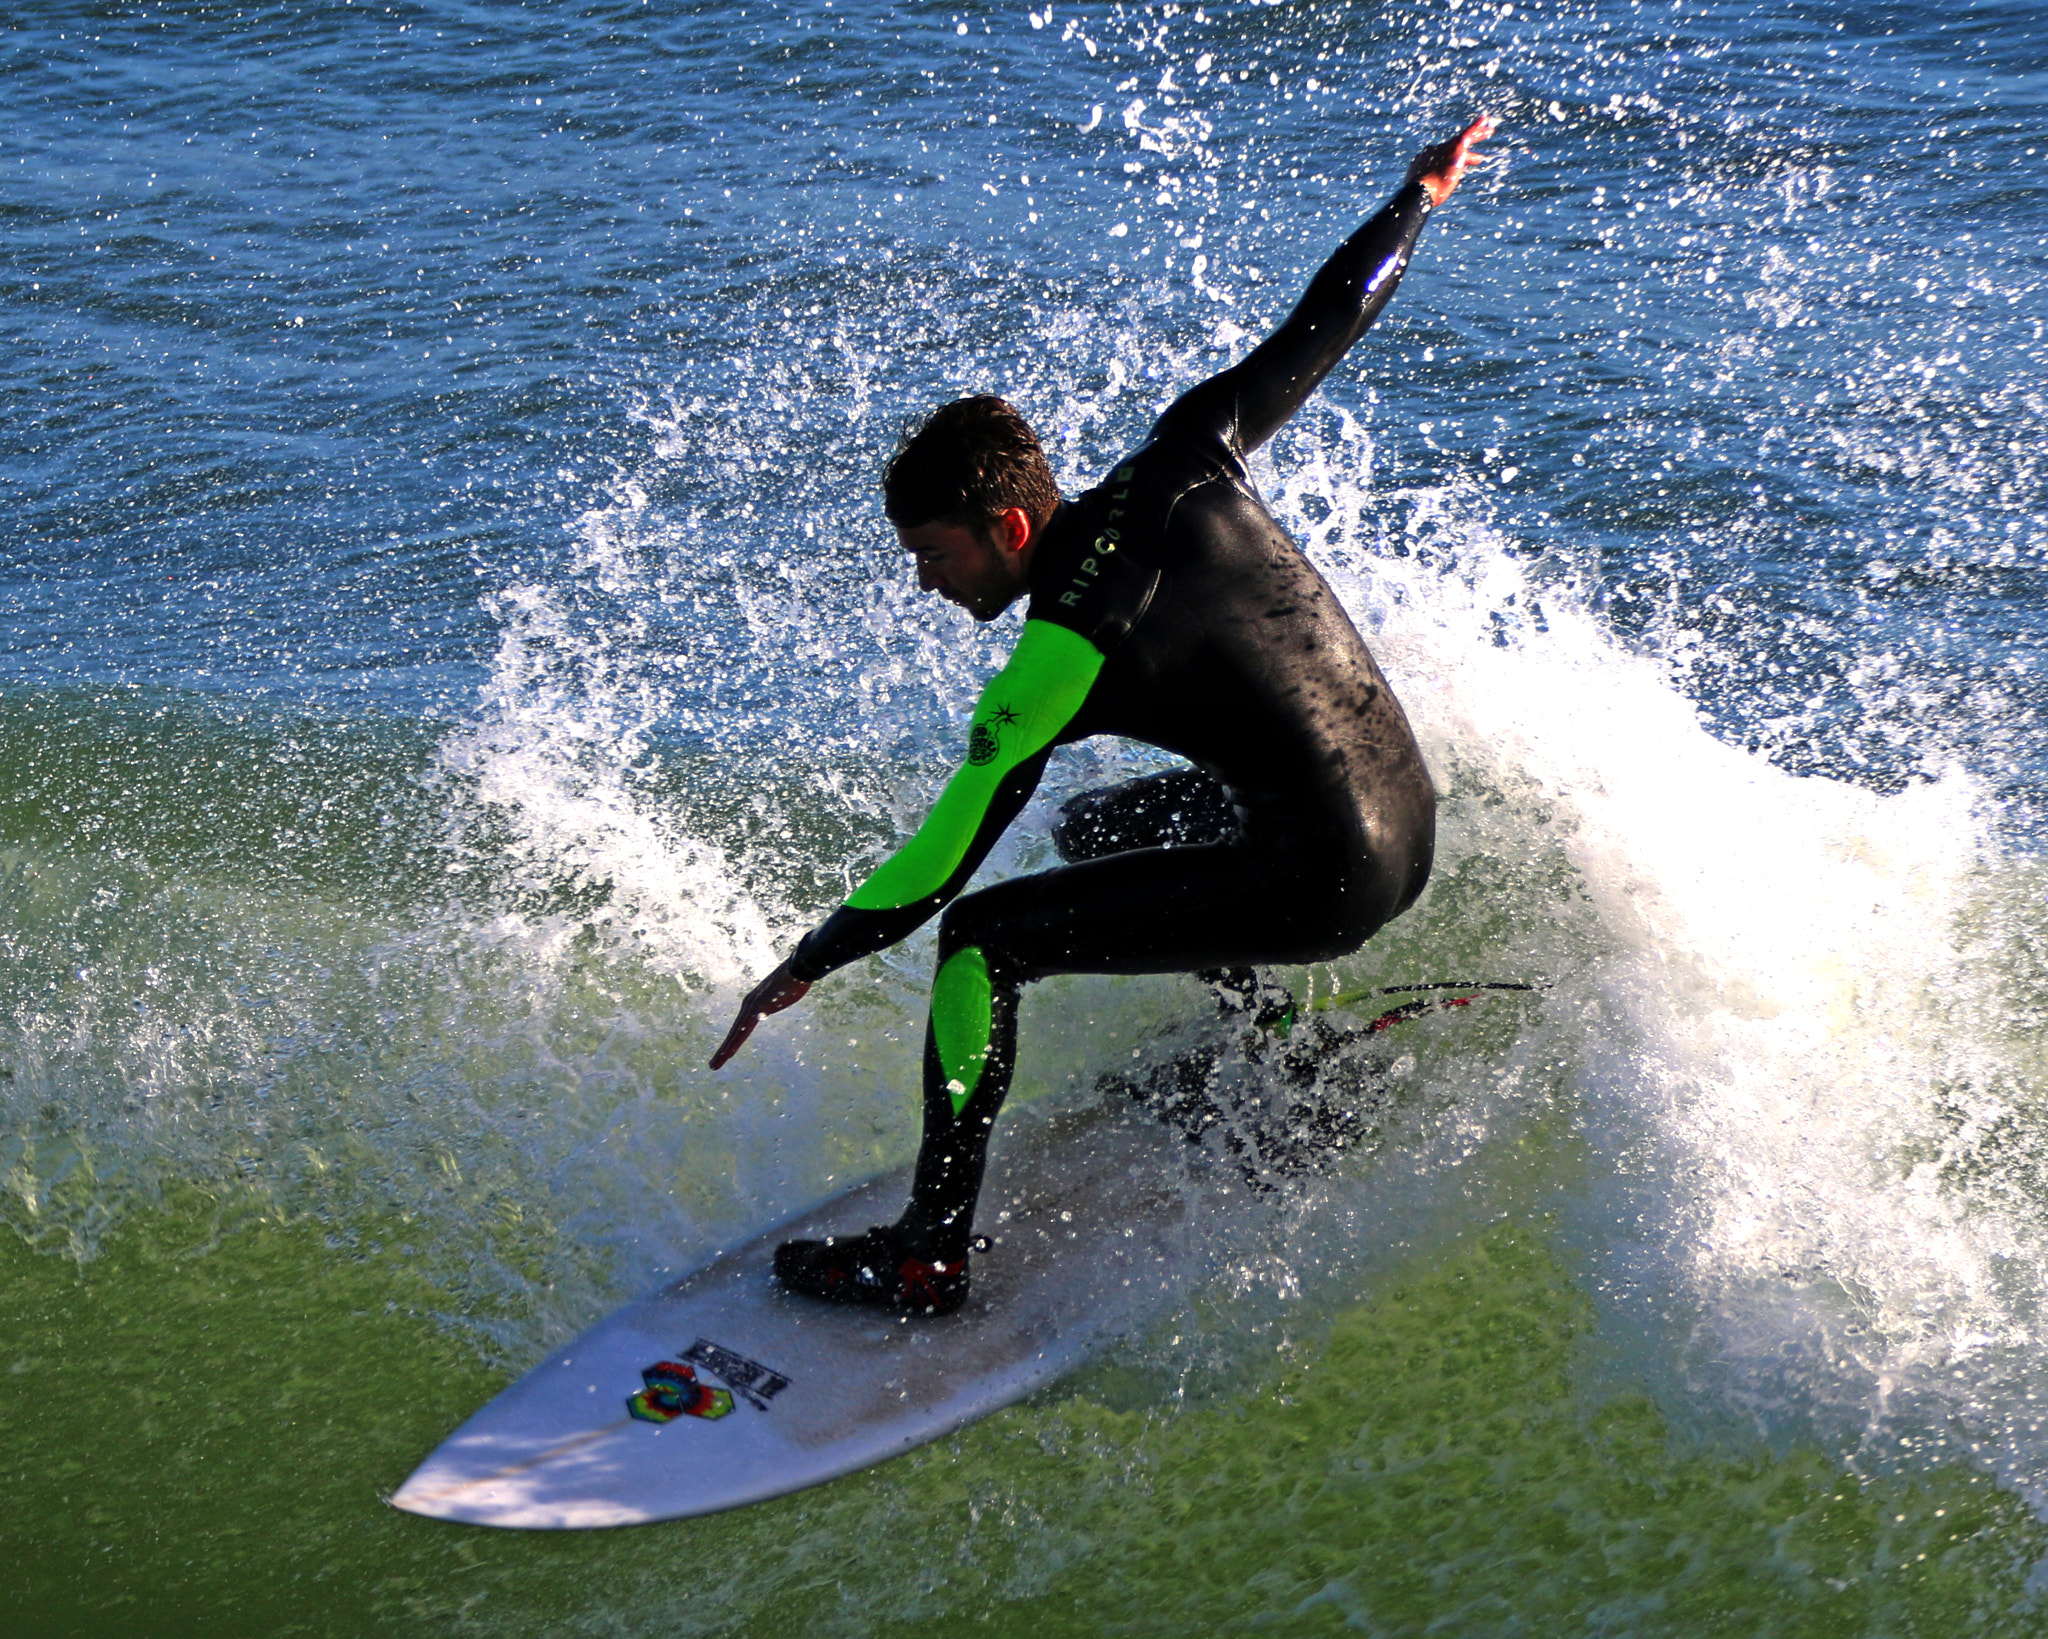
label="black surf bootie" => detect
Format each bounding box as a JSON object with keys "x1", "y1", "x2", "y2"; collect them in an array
[{"x1": 772, "y1": 1224, "x2": 970, "y2": 1317}]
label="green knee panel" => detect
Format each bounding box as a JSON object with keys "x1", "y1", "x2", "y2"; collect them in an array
[{"x1": 930, "y1": 945, "x2": 994, "y2": 1116}]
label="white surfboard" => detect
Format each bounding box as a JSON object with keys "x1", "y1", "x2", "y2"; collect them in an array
[{"x1": 389, "y1": 1091, "x2": 1245, "y2": 1528}]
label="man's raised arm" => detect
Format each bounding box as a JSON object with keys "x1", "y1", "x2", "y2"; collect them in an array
[{"x1": 1155, "y1": 115, "x2": 1495, "y2": 461}]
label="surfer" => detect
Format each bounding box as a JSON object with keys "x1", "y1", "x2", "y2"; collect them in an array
[{"x1": 712, "y1": 116, "x2": 1496, "y2": 1315}]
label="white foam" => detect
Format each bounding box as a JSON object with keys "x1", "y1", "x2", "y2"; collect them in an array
[
  {"x1": 431, "y1": 501, "x2": 779, "y2": 990},
  {"x1": 1269, "y1": 433, "x2": 2047, "y2": 1472}
]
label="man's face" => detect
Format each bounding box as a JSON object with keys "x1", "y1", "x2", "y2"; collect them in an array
[{"x1": 896, "y1": 511, "x2": 1032, "y2": 621}]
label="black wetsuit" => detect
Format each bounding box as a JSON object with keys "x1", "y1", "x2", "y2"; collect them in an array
[{"x1": 788, "y1": 180, "x2": 1440, "y2": 1260}]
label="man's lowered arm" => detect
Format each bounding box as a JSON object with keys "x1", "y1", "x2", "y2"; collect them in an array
[{"x1": 710, "y1": 620, "x2": 1103, "y2": 1069}]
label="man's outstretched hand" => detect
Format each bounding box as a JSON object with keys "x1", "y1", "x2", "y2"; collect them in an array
[
  {"x1": 709, "y1": 959, "x2": 812, "y2": 1070},
  {"x1": 1407, "y1": 114, "x2": 1498, "y2": 207}
]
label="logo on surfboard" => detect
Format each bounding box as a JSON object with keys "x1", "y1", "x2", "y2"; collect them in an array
[
  {"x1": 626, "y1": 1360, "x2": 732, "y2": 1423},
  {"x1": 680, "y1": 1338, "x2": 791, "y2": 1411},
  {"x1": 626, "y1": 1338, "x2": 792, "y2": 1424}
]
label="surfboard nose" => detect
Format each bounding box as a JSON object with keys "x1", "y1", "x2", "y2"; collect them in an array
[{"x1": 389, "y1": 1099, "x2": 1227, "y2": 1527}]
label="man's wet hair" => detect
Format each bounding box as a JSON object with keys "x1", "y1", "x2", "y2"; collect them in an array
[{"x1": 883, "y1": 395, "x2": 1059, "y2": 536}]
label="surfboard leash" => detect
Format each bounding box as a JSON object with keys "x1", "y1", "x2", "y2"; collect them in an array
[{"x1": 1310, "y1": 979, "x2": 1549, "y2": 1015}]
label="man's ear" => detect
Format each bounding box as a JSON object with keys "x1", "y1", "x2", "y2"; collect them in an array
[{"x1": 997, "y1": 506, "x2": 1033, "y2": 555}]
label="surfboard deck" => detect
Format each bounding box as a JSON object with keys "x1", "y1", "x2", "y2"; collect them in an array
[{"x1": 389, "y1": 1090, "x2": 1249, "y2": 1528}]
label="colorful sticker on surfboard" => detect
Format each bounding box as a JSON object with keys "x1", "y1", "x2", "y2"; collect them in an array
[
  {"x1": 626, "y1": 1360, "x2": 733, "y2": 1424},
  {"x1": 679, "y1": 1338, "x2": 791, "y2": 1412}
]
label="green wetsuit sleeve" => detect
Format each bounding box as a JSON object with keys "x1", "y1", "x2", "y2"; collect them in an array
[{"x1": 787, "y1": 620, "x2": 1106, "y2": 982}]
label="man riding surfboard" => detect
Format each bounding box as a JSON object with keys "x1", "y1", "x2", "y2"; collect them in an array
[{"x1": 712, "y1": 115, "x2": 1497, "y2": 1315}]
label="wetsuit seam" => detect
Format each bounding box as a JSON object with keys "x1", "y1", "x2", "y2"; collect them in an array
[
  {"x1": 1121, "y1": 565, "x2": 1162, "y2": 639},
  {"x1": 1155, "y1": 465, "x2": 1241, "y2": 538}
]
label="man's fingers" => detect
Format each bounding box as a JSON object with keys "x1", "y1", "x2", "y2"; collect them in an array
[
  {"x1": 1409, "y1": 113, "x2": 1500, "y2": 205},
  {"x1": 1445, "y1": 116, "x2": 1497, "y2": 177},
  {"x1": 707, "y1": 972, "x2": 809, "y2": 1070},
  {"x1": 709, "y1": 1010, "x2": 759, "y2": 1071}
]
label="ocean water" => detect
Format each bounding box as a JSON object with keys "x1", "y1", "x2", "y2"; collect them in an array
[{"x1": 4, "y1": 0, "x2": 2046, "y2": 1633}]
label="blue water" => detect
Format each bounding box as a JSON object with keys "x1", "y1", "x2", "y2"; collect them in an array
[{"x1": 5, "y1": 2, "x2": 2048, "y2": 1633}]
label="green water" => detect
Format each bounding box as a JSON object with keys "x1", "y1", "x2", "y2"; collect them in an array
[
  {"x1": 8, "y1": 1196, "x2": 2039, "y2": 1638},
  {"x1": 6, "y1": 684, "x2": 2043, "y2": 1636}
]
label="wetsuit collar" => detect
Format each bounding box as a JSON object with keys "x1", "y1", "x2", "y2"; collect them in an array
[{"x1": 1020, "y1": 497, "x2": 1075, "y2": 598}]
